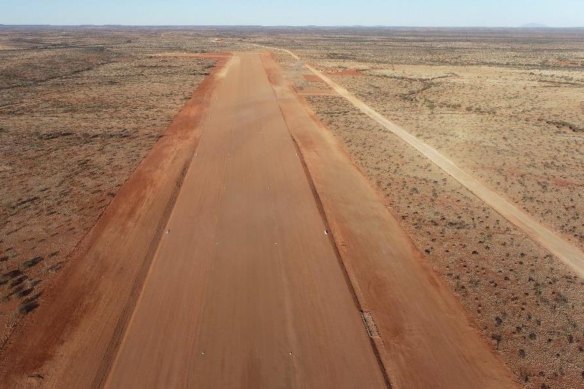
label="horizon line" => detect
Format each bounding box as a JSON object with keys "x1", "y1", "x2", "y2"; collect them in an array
[{"x1": 1, "y1": 24, "x2": 584, "y2": 29}]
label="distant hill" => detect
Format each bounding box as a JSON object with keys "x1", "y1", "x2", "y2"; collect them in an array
[{"x1": 521, "y1": 23, "x2": 548, "y2": 28}]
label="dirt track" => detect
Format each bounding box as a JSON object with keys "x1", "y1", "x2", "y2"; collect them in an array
[
  {"x1": 297, "y1": 54, "x2": 584, "y2": 279},
  {"x1": 1, "y1": 52, "x2": 518, "y2": 388}
]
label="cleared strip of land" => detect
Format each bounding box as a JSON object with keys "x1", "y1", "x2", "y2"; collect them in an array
[{"x1": 104, "y1": 52, "x2": 387, "y2": 389}]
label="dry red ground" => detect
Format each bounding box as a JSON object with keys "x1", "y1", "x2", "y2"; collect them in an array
[{"x1": 1, "y1": 52, "x2": 517, "y2": 389}]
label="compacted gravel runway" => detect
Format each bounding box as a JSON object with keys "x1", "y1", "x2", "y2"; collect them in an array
[{"x1": 104, "y1": 53, "x2": 387, "y2": 388}]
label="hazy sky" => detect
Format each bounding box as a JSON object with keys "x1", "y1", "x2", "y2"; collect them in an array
[{"x1": 1, "y1": 0, "x2": 583, "y2": 27}]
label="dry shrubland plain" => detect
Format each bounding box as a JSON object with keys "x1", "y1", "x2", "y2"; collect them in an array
[
  {"x1": 0, "y1": 27, "x2": 243, "y2": 342},
  {"x1": 1, "y1": 26, "x2": 584, "y2": 388}
]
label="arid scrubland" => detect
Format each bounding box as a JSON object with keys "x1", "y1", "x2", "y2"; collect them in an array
[
  {"x1": 263, "y1": 28, "x2": 584, "y2": 389},
  {"x1": 0, "y1": 27, "x2": 244, "y2": 346},
  {"x1": 1, "y1": 26, "x2": 583, "y2": 389},
  {"x1": 260, "y1": 29, "x2": 584, "y2": 250}
]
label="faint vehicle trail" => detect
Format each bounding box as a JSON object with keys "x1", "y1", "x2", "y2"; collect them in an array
[{"x1": 259, "y1": 44, "x2": 584, "y2": 279}]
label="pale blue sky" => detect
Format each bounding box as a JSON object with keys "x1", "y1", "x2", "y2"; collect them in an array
[{"x1": 1, "y1": 0, "x2": 583, "y2": 27}]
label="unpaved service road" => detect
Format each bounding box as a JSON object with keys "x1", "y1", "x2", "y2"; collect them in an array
[{"x1": 104, "y1": 53, "x2": 387, "y2": 388}]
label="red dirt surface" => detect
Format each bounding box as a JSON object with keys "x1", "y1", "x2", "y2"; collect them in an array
[
  {"x1": 303, "y1": 74, "x2": 323, "y2": 82},
  {"x1": 1, "y1": 51, "x2": 518, "y2": 389}
]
